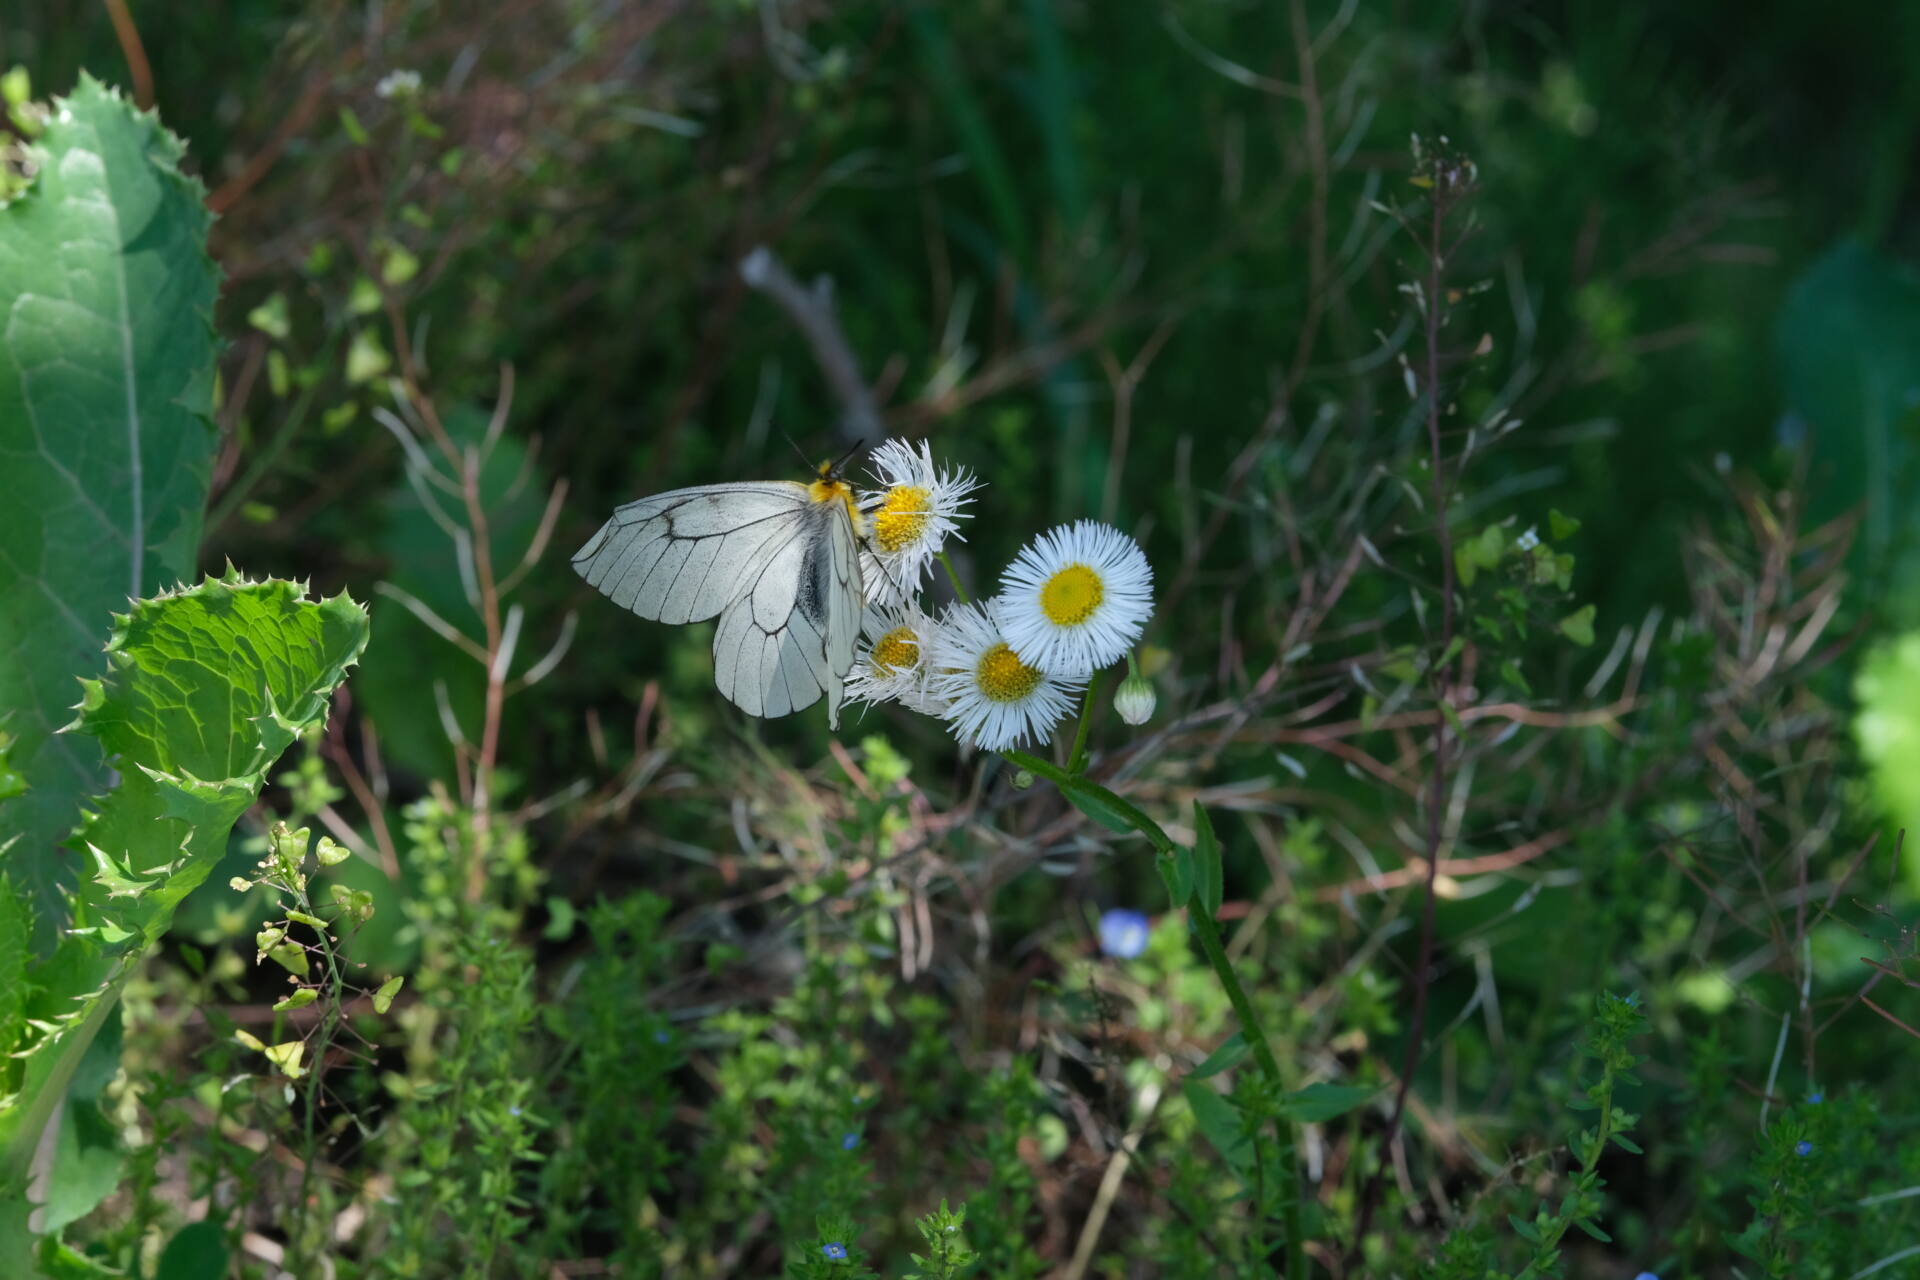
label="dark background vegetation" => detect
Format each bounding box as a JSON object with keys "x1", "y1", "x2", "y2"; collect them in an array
[{"x1": 5, "y1": 1, "x2": 1919, "y2": 1276}]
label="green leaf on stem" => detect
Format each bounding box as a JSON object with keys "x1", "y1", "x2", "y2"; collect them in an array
[
  {"x1": 1181, "y1": 1080, "x2": 1254, "y2": 1176},
  {"x1": 1156, "y1": 846, "x2": 1193, "y2": 912},
  {"x1": 1189, "y1": 1033, "x2": 1250, "y2": 1081},
  {"x1": 1278, "y1": 1082, "x2": 1377, "y2": 1124},
  {"x1": 1062, "y1": 779, "x2": 1135, "y2": 833},
  {"x1": 1191, "y1": 801, "x2": 1223, "y2": 920}
]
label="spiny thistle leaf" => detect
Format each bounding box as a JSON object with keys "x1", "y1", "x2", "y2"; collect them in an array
[{"x1": 0, "y1": 574, "x2": 366, "y2": 1262}]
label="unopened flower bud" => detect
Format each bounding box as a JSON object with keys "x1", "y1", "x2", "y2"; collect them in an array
[{"x1": 1113, "y1": 673, "x2": 1157, "y2": 725}]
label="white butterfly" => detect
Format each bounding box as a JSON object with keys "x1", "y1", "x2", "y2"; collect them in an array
[{"x1": 572, "y1": 460, "x2": 867, "y2": 728}]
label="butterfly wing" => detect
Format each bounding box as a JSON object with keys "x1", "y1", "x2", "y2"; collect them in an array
[
  {"x1": 710, "y1": 498, "x2": 863, "y2": 728},
  {"x1": 571, "y1": 482, "x2": 813, "y2": 625},
  {"x1": 821, "y1": 495, "x2": 863, "y2": 726},
  {"x1": 575, "y1": 480, "x2": 864, "y2": 727}
]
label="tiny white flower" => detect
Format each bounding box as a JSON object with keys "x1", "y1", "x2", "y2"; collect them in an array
[
  {"x1": 844, "y1": 602, "x2": 945, "y2": 714},
  {"x1": 375, "y1": 69, "x2": 423, "y2": 100},
  {"x1": 1112, "y1": 672, "x2": 1156, "y2": 726},
  {"x1": 1515, "y1": 526, "x2": 1540, "y2": 552},
  {"x1": 929, "y1": 603, "x2": 1085, "y2": 752},
  {"x1": 992, "y1": 521, "x2": 1153, "y2": 676},
  {"x1": 859, "y1": 438, "x2": 982, "y2": 607}
]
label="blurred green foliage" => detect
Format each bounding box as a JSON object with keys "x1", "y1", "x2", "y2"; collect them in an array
[{"x1": 1, "y1": 0, "x2": 1918, "y2": 1275}]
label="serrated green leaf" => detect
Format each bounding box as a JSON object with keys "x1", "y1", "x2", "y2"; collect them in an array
[
  {"x1": 0, "y1": 575, "x2": 365, "y2": 1250},
  {"x1": 0, "y1": 74, "x2": 222, "y2": 937},
  {"x1": 1191, "y1": 802, "x2": 1223, "y2": 920},
  {"x1": 1278, "y1": 1082, "x2": 1377, "y2": 1124}
]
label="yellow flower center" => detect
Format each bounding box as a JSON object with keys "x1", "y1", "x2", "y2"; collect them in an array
[
  {"x1": 1040, "y1": 563, "x2": 1104, "y2": 626},
  {"x1": 869, "y1": 626, "x2": 920, "y2": 672},
  {"x1": 873, "y1": 485, "x2": 933, "y2": 552},
  {"x1": 976, "y1": 642, "x2": 1042, "y2": 703}
]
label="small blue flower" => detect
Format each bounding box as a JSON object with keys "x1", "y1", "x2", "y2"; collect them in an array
[
  {"x1": 822, "y1": 1242, "x2": 848, "y2": 1260},
  {"x1": 841, "y1": 1131, "x2": 860, "y2": 1151},
  {"x1": 1099, "y1": 908, "x2": 1151, "y2": 959},
  {"x1": 654, "y1": 1029, "x2": 671, "y2": 1045},
  {"x1": 1633, "y1": 1273, "x2": 1659, "y2": 1280},
  {"x1": 1796, "y1": 1140, "x2": 1813, "y2": 1157},
  {"x1": 509, "y1": 1106, "x2": 521, "y2": 1117},
  {"x1": 1806, "y1": 1090, "x2": 1823, "y2": 1104}
]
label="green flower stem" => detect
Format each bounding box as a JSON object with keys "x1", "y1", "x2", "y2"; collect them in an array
[
  {"x1": 1001, "y1": 747, "x2": 1308, "y2": 1276},
  {"x1": 936, "y1": 549, "x2": 971, "y2": 604},
  {"x1": 1065, "y1": 669, "x2": 1106, "y2": 773}
]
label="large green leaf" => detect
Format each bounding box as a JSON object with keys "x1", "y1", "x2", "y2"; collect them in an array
[
  {"x1": 1777, "y1": 241, "x2": 1920, "y2": 604},
  {"x1": 0, "y1": 74, "x2": 221, "y2": 934},
  {"x1": 0, "y1": 878, "x2": 26, "y2": 1063},
  {"x1": 0, "y1": 573, "x2": 368, "y2": 1265}
]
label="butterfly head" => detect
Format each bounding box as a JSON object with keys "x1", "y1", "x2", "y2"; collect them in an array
[
  {"x1": 805, "y1": 442, "x2": 867, "y2": 533},
  {"x1": 805, "y1": 440, "x2": 866, "y2": 527}
]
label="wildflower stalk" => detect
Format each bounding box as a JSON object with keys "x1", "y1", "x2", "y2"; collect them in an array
[
  {"x1": 1002, "y1": 746, "x2": 1308, "y2": 1277},
  {"x1": 936, "y1": 548, "x2": 970, "y2": 603},
  {"x1": 1065, "y1": 669, "x2": 1105, "y2": 773},
  {"x1": 1511, "y1": 992, "x2": 1648, "y2": 1278}
]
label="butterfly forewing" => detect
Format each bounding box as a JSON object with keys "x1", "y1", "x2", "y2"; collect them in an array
[
  {"x1": 576, "y1": 478, "x2": 863, "y2": 728},
  {"x1": 572, "y1": 482, "x2": 812, "y2": 625}
]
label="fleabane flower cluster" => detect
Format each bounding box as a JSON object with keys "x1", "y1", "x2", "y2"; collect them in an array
[{"x1": 847, "y1": 440, "x2": 1156, "y2": 752}]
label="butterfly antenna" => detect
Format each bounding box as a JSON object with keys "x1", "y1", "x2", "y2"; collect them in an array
[
  {"x1": 781, "y1": 428, "x2": 816, "y2": 473},
  {"x1": 829, "y1": 437, "x2": 867, "y2": 477}
]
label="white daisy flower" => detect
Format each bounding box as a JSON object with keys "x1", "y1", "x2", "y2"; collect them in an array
[
  {"x1": 929, "y1": 603, "x2": 1085, "y2": 752},
  {"x1": 859, "y1": 438, "x2": 982, "y2": 607},
  {"x1": 992, "y1": 521, "x2": 1154, "y2": 676},
  {"x1": 844, "y1": 602, "x2": 945, "y2": 714}
]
